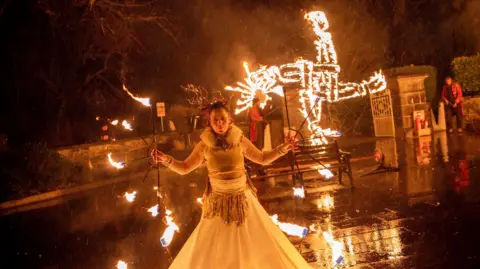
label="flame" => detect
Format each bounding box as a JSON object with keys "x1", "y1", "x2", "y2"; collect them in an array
[
  {"x1": 270, "y1": 214, "x2": 308, "y2": 238},
  {"x1": 225, "y1": 10, "x2": 386, "y2": 142},
  {"x1": 122, "y1": 120, "x2": 133, "y2": 131},
  {"x1": 107, "y1": 153, "x2": 125, "y2": 169},
  {"x1": 111, "y1": 119, "x2": 119, "y2": 125},
  {"x1": 293, "y1": 187, "x2": 305, "y2": 198},
  {"x1": 315, "y1": 193, "x2": 334, "y2": 211},
  {"x1": 160, "y1": 209, "x2": 179, "y2": 247},
  {"x1": 147, "y1": 204, "x2": 159, "y2": 217},
  {"x1": 122, "y1": 84, "x2": 151, "y2": 107},
  {"x1": 309, "y1": 224, "x2": 317, "y2": 232},
  {"x1": 323, "y1": 231, "x2": 344, "y2": 266},
  {"x1": 317, "y1": 168, "x2": 334, "y2": 179},
  {"x1": 196, "y1": 197, "x2": 203, "y2": 205},
  {"x1": 124, "y1": 191, "x2": 136, "y2": 203},
  {"x1": 116, "y1": 260, "x2": 128, "y2": 269}
]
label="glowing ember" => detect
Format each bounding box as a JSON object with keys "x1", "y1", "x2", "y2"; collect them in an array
[
  {"x1": 124, "y1": 191, "x2": 136, "y2": 203},
  {"x1": 153, "y1": 186, "x2": 158, "y2": 190},
  {"x1": 111, "y1": 119, "x2": 119, "y2": 125},
  {"x1": 122, "y1": 84, "x2": 151, "y2": 107},
  {"x1": 107, "y1": 153, "x2": 125, "y2": 169},
  {"x1": 315, "y1": 193, "x2": 334, "y2": 211},
  {"x1": 196, "y1": 197, "x2": 203, "y2": 205},
  {"x1": 116, "y1": 260, "x2": 128, "y2": 269},
  {"x1": 147, "y1": 204, "x2": 159, "y2": 217},
  {"x1": 122, "y1": 120, "x2": 133, "y2": 131},
  {"x1": 226, "y1": 11, "x2": 386, "y2": 144},
  {"x1": 323, "y1": 231, "x2": 344, "y2": 266},
  {"x1": 160, "y1": 209, "x2": 179, "y2": 247},
  {"x1": 271, "y1": 214, "x2": 308, "y2": 238},
  {"x1": 318, "y1": 168, "x2": 334, "y2": 179},
  {"x1": 293, "y1": 187, "x2": 305, "y2": 198}
]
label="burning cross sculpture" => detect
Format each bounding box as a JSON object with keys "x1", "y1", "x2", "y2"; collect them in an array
[{"x1": 226, "y1": 11, "x2": 387, "y2": 143}]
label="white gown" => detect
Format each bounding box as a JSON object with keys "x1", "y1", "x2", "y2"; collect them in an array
[{"x1": 165, "y1": 126, "x2": 311, "y2": 269}]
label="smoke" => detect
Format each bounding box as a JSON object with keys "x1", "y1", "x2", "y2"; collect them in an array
[{"x1": 189, "y1": 0, "x2": 389, "y2": 88}]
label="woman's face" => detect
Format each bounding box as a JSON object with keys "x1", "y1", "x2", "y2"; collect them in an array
[{"x1": 209, "y1": 108, "x2": 231, "y2": 135}]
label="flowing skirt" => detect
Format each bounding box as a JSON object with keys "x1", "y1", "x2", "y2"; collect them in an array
[{"x1": 169, "y1": 190, "x2": 311, "y2": 269}]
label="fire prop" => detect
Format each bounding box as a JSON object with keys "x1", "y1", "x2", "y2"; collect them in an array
[
  {"x1": 124, "y1": 191, "x2": 137, "y2": 203},
  {"x1": 293, "y1": 187, "x2": 305, "y2": 198},
  {"x1": 147, "y1": 204, "x2": 159, "y2": 217},
  {"x1": 271, "y1": 214, "x2": 308, "y2": 238},
  {"x1": 323, "y1": 231, "x2": 344, "y2": 266},
  {"x1": 160, "y1": 209, "x2": 180, "y2": 247},
  {"x1": 122, "y1": 84, "x2": 151, "y2": 107},
  {"x1": 116, "y1": 260, "x2": 128, "y2": 269},
  {"x1": 317, "y1": 168, "x2": 334, "y2": 179},
  {"x1": 107, "y1": 153, "x2": 125, "y2": 169},
  {"x1": 122, "y1": 120, "x2": 133, "y2": 131},
  {"x1": 226, "y1": 11, "x2": 386, "y2": 144}
]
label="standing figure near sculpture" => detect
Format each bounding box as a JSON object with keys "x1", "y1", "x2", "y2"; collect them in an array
[
  {"x1": 441, "y1": 76, "x2": 464, "y2": 134},
  {"x1": 248, "y1": 98, "x2": 266, "y2": 149}
]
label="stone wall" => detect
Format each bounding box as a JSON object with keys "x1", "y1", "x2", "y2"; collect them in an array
[{"x1": 56, "y1": 134, "x2": 173, "y2": 179}]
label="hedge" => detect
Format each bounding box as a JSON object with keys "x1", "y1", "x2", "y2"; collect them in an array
[
  {"x1": 383, "y1": 65, "x2": 437, "y2": 102},
  {"x1": 452, "y1": 54, "x2": 480, "y2": 96}
]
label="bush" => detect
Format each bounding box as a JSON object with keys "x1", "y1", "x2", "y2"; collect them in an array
[
  {"x1": 384, "y1": 65, "x2": 437, "y2": 102},
  {"x1": 452, "y1": 54, "x2": 480, "y2": 96},
  {"x1": 0, "y1": 143, "x2": 84, "y2": 201}
]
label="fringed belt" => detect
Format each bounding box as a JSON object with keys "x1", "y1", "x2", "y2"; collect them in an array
[{"x1": 202, "y1": 174, "x2": 257, "y2": 226}]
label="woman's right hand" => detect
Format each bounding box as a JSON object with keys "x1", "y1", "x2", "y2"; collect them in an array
[{"x1": 151, "y1": 149, "x2": 168, "y2": 163}]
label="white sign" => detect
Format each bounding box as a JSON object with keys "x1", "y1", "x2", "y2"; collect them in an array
[{"x1": 156, "y1": 102, "x2": 166, "y2": 117}]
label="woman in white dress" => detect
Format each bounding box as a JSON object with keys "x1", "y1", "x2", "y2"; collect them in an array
[{"x1": 152, "y1": 102, "x2": 311, "y2": 269}]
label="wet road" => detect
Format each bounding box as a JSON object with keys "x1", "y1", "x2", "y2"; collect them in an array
[{"x1": 1, "y1": 132, "x2": 480, "y2": 269}]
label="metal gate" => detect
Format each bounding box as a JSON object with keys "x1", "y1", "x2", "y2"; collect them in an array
[{"x1": 370, "y1": 89, "x2": 395, "y2": 137}]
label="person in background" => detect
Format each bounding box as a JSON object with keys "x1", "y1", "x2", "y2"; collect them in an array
[
  {"x1": 248, "y1": 98, "x2": 265, "y2": 149},
  {"x1": 441, "y1": 76, "x2": 464, "y2": 134}
]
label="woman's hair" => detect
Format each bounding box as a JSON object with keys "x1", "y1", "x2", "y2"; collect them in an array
[{"x1": 207, "y1": 101, "x2": 230, "y2": 114}]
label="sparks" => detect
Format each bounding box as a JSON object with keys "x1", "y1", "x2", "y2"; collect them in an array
[
  {"x1": 111, "y1": 119, "x2": 119, "y2": 125},
  {"x1": 124, "y1": 191, "x2": 136, "y2": 203},
  {"x1": 107, "y1": 153, "x2": 125, "y2": 169},
  {"x1": 271, "y1": 214, "x2": 308, "y2": 238},
  {"x1": 116, "y1": 260, "x2": 128, "y2": 269},
  {"x1": 147, "y1": 204, "x2": 159, "y2": 217},
  {"x1": 196, "y1": 197, "x2": 203, "y2": 205},
  {"x1": 293, "y1": 187, "x2": 305, "y2": 198},
  {"x1": 160, "y1": 209, "x2": 179, "y2": 247},
  {"x1": 122, "y1": 120, "x2": 133, "y2": 131},
  {"x1": 225, "y1": 11, "x2": 386, "y2": 144},
  {"x1": 122, "y1": 84, "x2": 151, "y2": 107}
]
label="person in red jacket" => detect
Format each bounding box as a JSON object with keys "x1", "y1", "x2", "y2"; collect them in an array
[{"x1": 441, "y1": 76, "x2": 464, "y2": 134}]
